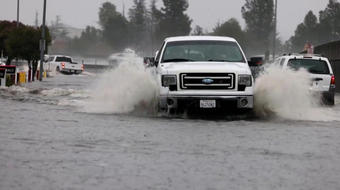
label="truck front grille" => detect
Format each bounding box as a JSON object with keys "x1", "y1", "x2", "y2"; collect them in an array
[{"x1": 180, "y1": 73, "x2": 235, "y2": 90}]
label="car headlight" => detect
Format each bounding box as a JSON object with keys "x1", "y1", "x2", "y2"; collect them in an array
[
  {"x1": 238, "y1": 74, "x2": 252, "y2": 87},
  {"x1": 162, "y1": 75, "x2": 177, "y2": 87}
]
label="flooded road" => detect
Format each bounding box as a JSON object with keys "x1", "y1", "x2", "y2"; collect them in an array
[{"x1": 1, "y1": 70, "x2": 340, "y2": 190}]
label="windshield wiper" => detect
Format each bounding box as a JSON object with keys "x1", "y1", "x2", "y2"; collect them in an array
[
  {"x1": 162, "y1": 58, "x2": 193, "y2": 63},
  {"x1": 208, "y1": 59, "x2": 225, "y2": 62},
  {"x1": 208, "y1": 59, "x2": 245, "y2": 63},
  {"x1": 208, "y1": 59, "x2": 229, "y2": 62}
]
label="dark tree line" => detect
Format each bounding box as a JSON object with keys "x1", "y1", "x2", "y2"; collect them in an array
[
  {"x1": 67, "y1": 0, "x2": 340, "y2": 57},
  {"x1": 68, "y1": 0, "x2": 191, "y2": 56},
  {"x1": 72, "y1": 0, "x2": 273, "y2": 56},
  {"x1": 288, "y1": 0, "x2": 340, "y2": 52}
]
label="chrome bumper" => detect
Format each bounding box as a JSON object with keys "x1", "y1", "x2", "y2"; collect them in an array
[{"x1": 159, "y1": 95, "x2": 254, "y2": 109}]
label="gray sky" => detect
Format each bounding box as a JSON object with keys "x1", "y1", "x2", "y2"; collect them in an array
[{"x1": 0, "y1": 0, "x2": 330, "y2": 41}]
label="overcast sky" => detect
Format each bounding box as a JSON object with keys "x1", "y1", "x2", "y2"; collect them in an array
[{"x1": 0, "y1": 0, "x2": 330, "y2": 41}]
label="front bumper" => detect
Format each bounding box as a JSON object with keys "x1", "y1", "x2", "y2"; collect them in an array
[
  {"x1": 60, "y1": 68, "x2": 82, "y2": 74},
  {"x1": 159, "y1": 95, "x2": 254, "y2": 110}
]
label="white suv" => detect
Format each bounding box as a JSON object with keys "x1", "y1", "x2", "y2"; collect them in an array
[
  {"x1": 274, "y1": 54, "x2": 335, "y2": 105},
  {"x1": 149, "y1": 36, "x2": 254, "y2": 113}
]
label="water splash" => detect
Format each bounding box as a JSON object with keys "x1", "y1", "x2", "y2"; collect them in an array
[
  {"x1": 80, "y1": 51, "x2": 158, "y2": 114},
  {"x1": 254, "y1": 65, "x2": 338, "y2": 121}
]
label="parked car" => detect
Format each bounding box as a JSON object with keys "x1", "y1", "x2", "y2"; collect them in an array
[
  {"x1": 274, "y1": 54, "x2": 335, "y2": 105},
  {"x1": 47, "y1": 55, "x2": 83, "y2": 74},
  {"x1": 145, "y1": 36, "x2": 254, "y2": 114}
]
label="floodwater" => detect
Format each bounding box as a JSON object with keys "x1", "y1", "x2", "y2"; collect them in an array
[{"x1": 1, "y1": 60, "x2": 340, "y2": 190}]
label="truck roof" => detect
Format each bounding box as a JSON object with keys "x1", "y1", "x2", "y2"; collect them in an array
[
  {"x1": 49, "y1": 55, "x2": 72, "y2": 58},
  {"x1": 165, "y1": 36, "x2": 237, "y2": 43},
  {"x1": 279, "y1": 54, "x2": 329, "y2": 62}
]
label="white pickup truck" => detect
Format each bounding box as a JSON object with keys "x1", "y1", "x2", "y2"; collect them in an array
[
  {"x1": 47, "y1": 55, "x2": 84, "y2": 74},
  {"x1": 147, "y1": 36, "x2": 254, "y2": 113}
]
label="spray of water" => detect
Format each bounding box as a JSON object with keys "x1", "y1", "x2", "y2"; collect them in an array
[
  {"x1": 254, "y1": 64, "x2": 338, "y2": 121},
  {"x1": 80, "y1": 52, "x2": 158, "y2": 114}
]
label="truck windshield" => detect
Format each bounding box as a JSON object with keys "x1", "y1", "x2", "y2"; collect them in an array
[
  {"x1": 161, "y1": 40, "x2": 246, "y2": 63},
  {"x1": 287, "y1": 59, "x2": 330, "y2": 74},
  {"x1": 56, "y1": 56, "x2": 72, "y2": 63}
]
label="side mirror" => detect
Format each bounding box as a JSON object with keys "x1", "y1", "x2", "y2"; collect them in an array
[
  {"x1": 248, "y1": 61, "x2": 257, "y2": 67},
  {"x1": 248, "y1": 57, "x2": 264, "y2": 67},
  {"x1": 143, "y1": 57, "x2": 155, "y2": 67}
]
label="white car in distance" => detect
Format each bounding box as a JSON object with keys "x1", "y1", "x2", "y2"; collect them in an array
[{"x1": 47, "y1": 55, "x2": 84, "y2": 74}]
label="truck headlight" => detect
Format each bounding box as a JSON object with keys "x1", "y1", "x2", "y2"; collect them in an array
[
  {"x1": 162, "y1": 75, "x2": 177, "y2": 87},
  {"x1": 238, "y1": 75, "x2": 252, "y2": 87}
]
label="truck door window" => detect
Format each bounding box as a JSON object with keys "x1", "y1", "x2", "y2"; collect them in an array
[{"x1": 56, "y1": 57, "x2": 72, "y2": 63}]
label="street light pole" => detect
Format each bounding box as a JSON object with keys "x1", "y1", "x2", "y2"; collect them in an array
[
  {"x1": 272, "y1": 0, "x2": 278, "y2": 60},
  {"x1": 16, "y1": 0, "x2": 19, "y2": 27},
  {"x1": 39, "y1": 0, "x2": 47, "y2": 81}
]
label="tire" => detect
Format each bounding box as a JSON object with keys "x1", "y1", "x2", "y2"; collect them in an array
[
  {"x1": 56, "y1": 67, "x2": 60, "y2": 72},
  {"x1": 325, "y1": 97, "x2": 335, "y2": 106},
  {"x1": 322, "y1": 94, "x2": 335, "y2": 106}
]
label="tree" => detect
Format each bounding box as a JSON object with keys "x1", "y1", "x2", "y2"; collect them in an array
[
  {"x1": 241, "y1": 0, "x2": 274, "y2": 54},
  {"x1": 318, "y1": 0, "x2": 340, "y2": 43},
  {"x1": 192, "y1": 25, "x2": 204, "y2": 36},
  {"x1": 5, "y1": 26, "x2": 42, "y2": 64},
  {"x1": 69, "y1": 26, "x2": 102, "y2": 56},
  {"x1": 4, "y1": 25, "x2": 50, "y2": 79},
  {"x1": 149, "y1": 0, "x2": 163, "y2": 51},
  {"x1": 99, "y1": 2, "x2": 129, "y2": 51},
  {"x1": 128, "y1": 0, "x2": 148, "y2": 51},
  {"x1": 289, "y1": 11, "x2": 319, "y2": 52},
  {"x1": 213, "y1": 18, "x2": 246, "y2": 46},
  {"x1": 99, "y1": 2, "x2": 119, "y2": 28},
  {"x1": 0, "y1": 21, "x2": 21, "y2": 63},
  {"x1": 155, "y1": 0, "x2": 192, "y2": 42}
]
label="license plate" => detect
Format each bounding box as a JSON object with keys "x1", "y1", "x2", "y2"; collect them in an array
[{"x1": 200, "y1": 100, "x2": 216, "y2": 108}]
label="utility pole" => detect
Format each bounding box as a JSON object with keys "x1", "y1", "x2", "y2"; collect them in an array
[
  {"x1": 39, "y1": 0, "x2": 47, "y2": 81},
  {"x1": 122, "y1": 0, "x2": 125, "y2": 18},
  {"x1": 272, "y1": 0, "x2": 278, "y2": 61},
  {"x1": 16, "y1": 0, "x2": 20, "y2": 27}
]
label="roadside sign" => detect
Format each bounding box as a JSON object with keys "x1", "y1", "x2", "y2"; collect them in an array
[
  {"x1": 0, "y1": 65, "x2": 17, "y2": 86},
  {"x1": 0, "y1": 68, "x2": 6, "y2": 86}
]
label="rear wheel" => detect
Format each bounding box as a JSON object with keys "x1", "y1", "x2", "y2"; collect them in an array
[
  {"x1": 322, "y1": 94, "x2": 335, "y2": 106},
  {"x1": 56, "y1": 66, "x2": 60, "y2": 72}
]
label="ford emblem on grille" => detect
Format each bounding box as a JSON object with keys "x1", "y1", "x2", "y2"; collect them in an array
[{"x1": 202, "y1": 78, "x2": 214, "y2": 84}]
